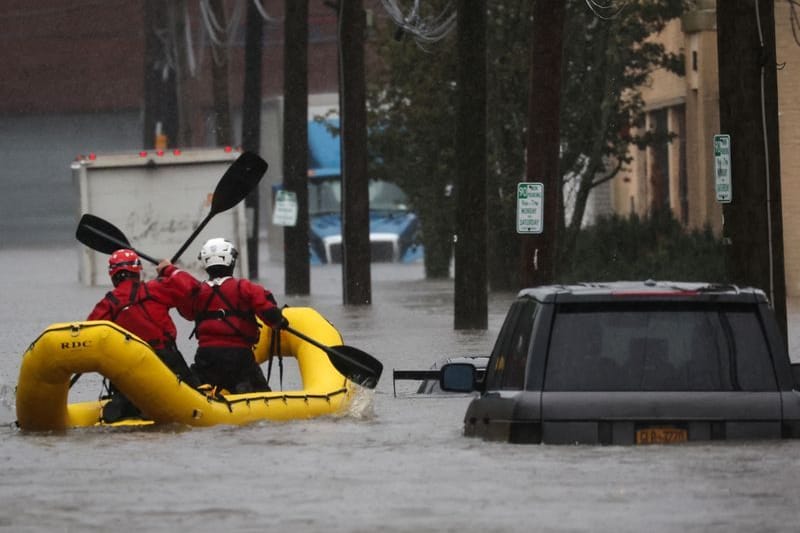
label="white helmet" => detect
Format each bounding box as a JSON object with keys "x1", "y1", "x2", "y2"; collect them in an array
[{"x1": 198, "y1": 238, "x2": 237, "y2": 269}]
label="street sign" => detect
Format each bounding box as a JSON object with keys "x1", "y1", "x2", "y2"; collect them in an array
[
  {"x1": 272, "y1": 190, "x2": 298, "y2": 226},
  {"x1": 517, "y1": 182, "x2": 543, "y2": 234},
  {"x1": 714, "y1": 134, "x2": 732, "y2": 203}
]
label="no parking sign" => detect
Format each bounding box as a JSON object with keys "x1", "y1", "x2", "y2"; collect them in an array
[{"x1": 517, "y1": 182, "x2": 543, "y2": 234}]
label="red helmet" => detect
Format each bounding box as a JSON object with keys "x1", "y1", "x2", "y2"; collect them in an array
[{"x1": 108, "y1": 249, "x2": 142, "y2": 278}]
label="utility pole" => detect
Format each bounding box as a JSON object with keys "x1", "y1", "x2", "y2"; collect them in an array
[
  {"x1": 242, "y1": 0, "x2": 264, "y2": 280},
  {"x1": 520, "y1": 0, "x2": 565, "y2": 288},
  {"x1": 143, "y1": 0, "x2": 177, "y2": 149},
  {"x1": 453, "y1": 0, "x2": 487, "y2": 329},
  {"x1": 143, "y1": 0, "x2": 159, "y2": 148},
  {"x1": 283, "y1": 0, "x2": 311, "y2": 295},
  {"x1": 716, "y1": 0, "x2": 787, "y2": 340},
  {"x1": 339, "y1": 0, "x2": 372, "y2": 305},
  {"x1": 209, "y1": 0, "x2": 232, "y2": 145}
]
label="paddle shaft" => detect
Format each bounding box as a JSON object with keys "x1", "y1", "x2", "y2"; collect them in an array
[
  {"x1": 170, "y1": 151, "x2": 267, "y2": 263},
  {"x1": 283, "y1": 325, "x2": 379, "y2": 378},
  {"x1": 170, "y1": 212, "x2": 213, "y2": 263}
]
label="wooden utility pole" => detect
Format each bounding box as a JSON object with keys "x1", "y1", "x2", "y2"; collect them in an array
[
  {"x1": 143, "y1": 0, "x2": 159, "y2": 148},
  {"x1": 242, "y1": 0, "x2": 264, "y2": 279},
  {"x1": 210, "y1": 0, "x2": 232, "y2": 145},
  {"x1": 339, "y1": 0, "x2": 372, "y2": 305},
  {"x1": 520, "y1": 0, "x2": 565, "y2": 288},
  {"x1": 453, "y1": 0, "x2": 488, "y2": 329},
  {"x1": 283, "y1": 0, "x2": 311, "y2": 295},
  {"x1": 716, "y1": 0, "x2": 787, "y2": 339},
  {"x1": 143, "y1": 0, "x2": 177, "y2": 149}
]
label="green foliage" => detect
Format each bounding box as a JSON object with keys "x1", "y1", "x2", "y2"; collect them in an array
[
  {"x1": 559, "y1": 210, "x2": 726, "y2": 283},
  {"x1": 559, "y1": 0, "x2": 686, "y2": 236},
  {"x1": 367, "y1": 0, "x2": 691, "y2": 284},
  {"x1": 367, "y1": 1, "x2": 459, "y2": 278}
]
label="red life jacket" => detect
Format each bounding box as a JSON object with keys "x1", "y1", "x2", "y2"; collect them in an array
[
  {"x1": 190, "y1": 277, "x2": 273, "y2": 348},
  {"x1": 88, "y1": 280, "x2": 178, "y2": 349}
]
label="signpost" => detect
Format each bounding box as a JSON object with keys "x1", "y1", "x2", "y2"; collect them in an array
[
  {"x1": 517, "y1": 182, "x2": 544, "y2": 234},
  {"x1": 714, "y1": 134, "x2": 732, "y2": 203}
]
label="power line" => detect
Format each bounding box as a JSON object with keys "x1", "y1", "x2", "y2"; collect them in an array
[
  {"x1": 584, "y1": 0, "x2": 629, "y2": 20},
  {"x1": 380, "y1": 0, "x2": 456, "y2": 46}
]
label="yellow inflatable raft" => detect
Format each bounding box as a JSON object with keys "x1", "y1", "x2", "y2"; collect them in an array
[{"x1": 16, "y1": 307, "x2": 358, "y2": 431}]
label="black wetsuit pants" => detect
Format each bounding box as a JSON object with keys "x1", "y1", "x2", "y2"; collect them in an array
[{"x1": 191, "y1": 346, "x2": 270, "y2": 394}]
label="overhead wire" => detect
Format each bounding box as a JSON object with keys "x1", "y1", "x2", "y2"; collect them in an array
[
  {"x1": 251, "y1": 0, "x2": 276, "y2": 22},
  {"x1": 199, "y1": 0, "x2": 245, "y2": 65},
  {"x1": 755, "y1": 0, "x2": 776, "y2": 309},
  {"x1": 584, "y1": 0, "x2": 629, "y2": 20},
  {"x1": 380, "y1": 0, "x2": 457, "y2": 47},
  {"x1": 183, "y1": 1, "x2": 198, "y2": 77},
  {"x1": 149, "y1": 0, "x2": 275, "y2": 82}
]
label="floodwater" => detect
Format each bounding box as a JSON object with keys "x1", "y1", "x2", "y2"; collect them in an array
[{"x1": 1, "y1": 246, "x2": 800, "y2": 532}]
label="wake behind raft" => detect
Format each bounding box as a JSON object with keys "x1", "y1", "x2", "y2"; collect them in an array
[{"x1": 16, "y1": 307, "x2": 365, "y2": 431}]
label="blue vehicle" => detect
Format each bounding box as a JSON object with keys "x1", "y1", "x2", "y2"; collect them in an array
[{"x1": 306, "y1": 118, "x2": 423, "y2": 265}]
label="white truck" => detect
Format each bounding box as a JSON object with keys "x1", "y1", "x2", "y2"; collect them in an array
[{"x1": 72, "y1": 147, "x2": 251, "y2": 286}]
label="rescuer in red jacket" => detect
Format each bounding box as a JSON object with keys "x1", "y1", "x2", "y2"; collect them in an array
[
  {"x1": 176, "y1": 237, "x2": 287, "y2": 394},
  {"x1": 88, "y1": 249, "x2": 201, "y2": 420}
]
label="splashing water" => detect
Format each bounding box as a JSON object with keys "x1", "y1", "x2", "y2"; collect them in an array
[{"x1": 342, "y1": 385, "x2": 376, "y2": 420}]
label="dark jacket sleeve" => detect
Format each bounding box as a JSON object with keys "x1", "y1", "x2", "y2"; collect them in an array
[{"x1": 240, "y1": 279, "x2": 282, "y2": 327}]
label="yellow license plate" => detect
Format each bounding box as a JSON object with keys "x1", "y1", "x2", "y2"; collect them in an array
[{"x1": 635, "y1": 427, "x2": 688, "y2": 444}]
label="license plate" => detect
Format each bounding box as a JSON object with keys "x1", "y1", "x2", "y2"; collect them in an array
[{"x1": 635, "y1": 427, "x2": 688, "y2": 444}]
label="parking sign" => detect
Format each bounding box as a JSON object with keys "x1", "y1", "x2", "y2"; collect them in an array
[
  {"x1": 517, "y1": 182, "x2": 543, "y2": 234},
  {"x1": 714, "y1": 134, "x2": 732, "y2": 203}
]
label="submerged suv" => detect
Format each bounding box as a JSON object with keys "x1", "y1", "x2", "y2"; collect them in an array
[{"x1": 441, "y1": 281, "x2": 800, "y2": 444}]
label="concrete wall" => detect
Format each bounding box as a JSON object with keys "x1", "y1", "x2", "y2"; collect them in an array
[{"x1": 0, "y1": 112, "x2": 141, "y2": 248}]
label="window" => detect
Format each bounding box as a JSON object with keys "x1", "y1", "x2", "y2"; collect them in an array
[
  {"x1": 485, "y1": 300, "x2": 538, "y2": 390},
  {"x1": 648, "y1": 108, "x2": 670, "y2": 211},
  {"x1": 726, "y1": 311, "x2": 777, "y2": 391},
  {"x1": 543, "y1": 302, "x2": 777, "y2": 392},
  {"x1": 308, "y1": 178, "x2": 410, "y2": 216}
]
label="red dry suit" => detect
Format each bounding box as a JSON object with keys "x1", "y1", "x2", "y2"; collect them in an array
[
  {"x1": 177, "y1": 276, "x2": 281, "y2": 348},
  {"x1": 87, "y1": 264, "x2": 195, "y2": 349}
]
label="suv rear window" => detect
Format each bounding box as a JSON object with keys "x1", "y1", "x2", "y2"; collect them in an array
[{"x1": 543, "y1": 302, "x2": 777, "y2": 392}]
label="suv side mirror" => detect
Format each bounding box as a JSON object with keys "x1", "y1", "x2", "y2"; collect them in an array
[{"x1": 440, "y1": 363, "x2": 477, "y2": 393}]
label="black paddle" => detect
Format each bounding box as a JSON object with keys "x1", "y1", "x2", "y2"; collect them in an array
[
  {"x1": 76, "y1": 151, "x2": 267, "y2": 265},
  {"x1": 283, "y1": 325, "x2": 383, "y2": 389},
  {"x1": 72, "y1": 152, "x2": 267, "y2": 389},
  {"x1": 74, "y1": 197, "x2": 383, "y2": 386},
  {"x1": 76, "y1": 214, "x2": 160, "y2": 265},
  {"x1": 170, "y1": 151, "x2": 267, "y2": 263}
]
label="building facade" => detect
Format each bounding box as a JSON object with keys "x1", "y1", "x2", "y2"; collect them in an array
[{"x1": 610, "y1": 0, "x2": 800, "y2": 297}]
